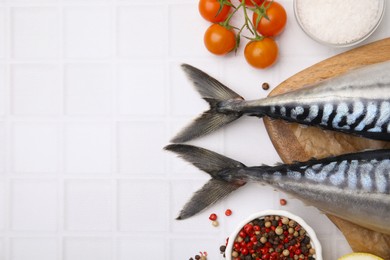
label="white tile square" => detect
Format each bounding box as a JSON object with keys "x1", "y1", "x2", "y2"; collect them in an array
[
  {"x1": 169, "y1": 4, "x2": 206, "y2": 58},
  {"x1": 0, "y1": 181, "x2": 5, "y2": 231},
  {"x1": 11, "y1": 64, "x2": 61, "y2": 115},
  {"x1": 12, "y1": 123, "x2": 59, "y2": 173},
  {"x1": 118, "y1": 180, "x2": 169, "y2": 232},
  {"x1": 65, "y1": 180, "x2": 113, "y2": 231},
  {"x1": 117, "y1": 122, "x2": 166, "y2": 176},
  {"x1": 117, "y1": 6, "x2": 166, "y2": 58},
  {"x1": 117, "y1": 62, "x2": 165, "y2": 116},
  {"x1": 65, "y1": 64, "x2": 112, "y2": 115},
  {"x1": 10, "y1": 238, "x2": 58, "y2": 260},
  {"x1": 11, "y1": 7, "x2": 59, "y2": 59},
  {"x1": 0, "y1": 8, "x2": 5, "y2": 59},
  {"x1": 63, "y1": 238, "x2": 112, "y2": 260},
  {"x1": 0, "y1": 65, "x2": 5, "y2": 116},
  {"x1": 64, "y1": 7, "x2": 112, "y2": 59},
  {"x1": 117, "y1": 238, "x2": 166, "y2": 260},
  {"x1": 10, "y1": 180, "x2": 58, "y2": 231},
  {"x1": 65, "y1": 123, "x2": 112, "y2": 173}
]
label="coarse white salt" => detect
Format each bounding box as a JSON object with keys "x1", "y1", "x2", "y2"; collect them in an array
[{"x1": 295, "y1": 0, "x2": 385, "y2": 46}]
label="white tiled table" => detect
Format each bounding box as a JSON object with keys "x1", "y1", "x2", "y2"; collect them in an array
[{"x1": 0, "y1": 0, "x2": 389, "y2": 259}]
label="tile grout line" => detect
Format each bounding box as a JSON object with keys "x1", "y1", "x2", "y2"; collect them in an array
[
  {"x1": 3, "y1": 1, "x2": 12, "y2": 259},
  {"x1": 58, "y1": 0, "x2": 65, "y2": 259},
  {"x1": 111, "y1": 0, "x2": 118, "y2": 259}
]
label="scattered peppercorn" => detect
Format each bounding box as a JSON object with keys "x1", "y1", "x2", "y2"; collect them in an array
[
  {"x1": 280, "y1": 198, "x2": 287, "y2": 206},
  {"x1": 212, "y1": 220, "x2": 219, "y2": 227},
  {"x1": 209, "y1": 213, "x2": 217, "y2": 221},
  {"x1": 262, "y1": 82, "x2": 270, "y2": 90},
  {"x1": 225, "y1": 209, "x2": 232, "y2": 216}
]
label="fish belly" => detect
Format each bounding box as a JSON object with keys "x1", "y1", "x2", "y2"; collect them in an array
[{"x1": 274, "y1": 181, "x2": 390, "y2": 235}]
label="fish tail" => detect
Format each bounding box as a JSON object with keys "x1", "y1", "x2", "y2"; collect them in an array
[
  {"x1": 164, "y1": 144, "x2": 248, "y2": 220},
  {"x1": 171, "y1": 64, "x2": 246, "y2": 143}
]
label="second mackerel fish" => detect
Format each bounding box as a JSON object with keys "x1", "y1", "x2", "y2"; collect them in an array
[
  {"x1": 165, "y1": 144, "x2": 390, "y2": 235},
  {"x1": 172, "y1": 61, "x2": 390, "y2": 143}
]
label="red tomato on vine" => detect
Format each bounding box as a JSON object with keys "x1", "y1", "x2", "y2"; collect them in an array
[
  {"x1": 204, "y1": 24, "x2": 236, "y2": 55},
  {"x1": 199, "y1": 0, "x2": 232, "y2": 23},
  {"x1": 252, "y1": 1, "x2": 287, "y2": 37},
  {"x1": 244, "y1": 38, "x2": 278, "y2": 69}
]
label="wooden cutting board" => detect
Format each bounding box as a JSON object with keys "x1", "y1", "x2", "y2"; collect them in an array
[{"x1": 264, "y1": 38, "x2": 390, "y2": 258}]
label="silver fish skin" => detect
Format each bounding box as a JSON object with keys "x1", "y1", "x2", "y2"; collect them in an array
[
  {"x1": 172, "y1": 61, "x2": 390, "y2": 143},
  {"x1": 164, "y1": 144, "x2": 390, "y2": 235}
]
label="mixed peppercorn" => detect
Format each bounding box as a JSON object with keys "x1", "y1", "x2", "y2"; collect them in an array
[{"x1": 221, "y1": 215, "x2": 316, "y2": 260}]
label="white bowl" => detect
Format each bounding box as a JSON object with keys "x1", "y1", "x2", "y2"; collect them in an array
[
  {"x1": 225, "y1": 210, "x2": 322, "y2": 260},
  {"x1": 293, "y1": 0, "x2": 386, "y2": 48}
]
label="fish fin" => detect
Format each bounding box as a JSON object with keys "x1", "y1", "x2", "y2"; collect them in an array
[
  {"x1": 176, "y1": 179, "x2": 241, "y2": 220},
  {"x1": 164, "y1": 144, "x2": 246, "y2": 219},
  {"x1": 171, "y1": 110, "x2": 241, "y2": 144},
  {"x1": 164, "y1": 144, "x2": 245, "y2": 176},
  {"x1": 170, "y1": 64, "x2": 245, "y2": 143}
]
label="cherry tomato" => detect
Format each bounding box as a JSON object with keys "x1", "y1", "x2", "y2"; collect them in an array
[
  {"x1": 241, "y1": 0, "x2": 264, "y2": 7},
  {"x1": 244, "y1": 38, "x2": 278, "y2": 69},
  {"x1": 204, "y1": 24, "x2": 236, "y2": 55},
  {"x1": 199, "y1": 0, "x2": 231, "y2": 23},
  {"x1": 253, "y1": 1, "x2": 287, "y2": 37}
]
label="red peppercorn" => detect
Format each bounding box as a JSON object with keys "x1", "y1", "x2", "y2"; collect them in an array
[
  {"x1": 239, "y1": 230, "x2": 246, "y2": 238},
  {"x1": 241, "y1": 248, "x2": 249, "y2": 255},
  {"x1": 280, "y1": 199, "x2": 287, "y2": 206},
  {"x1": 295, "y1": 248, "x2": 302, "y2": 255},
  {"x1": 225, "y1": 209, "x2": 232, "y2": 216},
  {"x1": 260, "y1": 248, "x2": 268, "y2": 255},
  {"x1": 209, "y1": 213, "x2": 217, "y2": 221},
  {"x1": 254, "y1": 225, "x2": 261, "y2": 231},
  {"x1": 244, "y1": 223, "x2": 254, "y2": 234}
]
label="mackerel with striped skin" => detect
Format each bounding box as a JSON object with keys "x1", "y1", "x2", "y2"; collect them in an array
[
  {"x1": 172, "y1": 61, "x2": 390, "y2": 143},
  {"x1": 165, "y1": 144, "x2": 390, "y2": 235}
]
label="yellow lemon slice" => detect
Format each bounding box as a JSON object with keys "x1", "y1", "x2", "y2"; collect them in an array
[{"x1": 338, "y1": 252, "x2": 384, "y2": 260}]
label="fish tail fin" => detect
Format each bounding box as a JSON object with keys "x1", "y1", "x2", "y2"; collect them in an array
[
  {"x1": 171, "y1": 64, "x2": 245, "y2": 143},
  {"x1": 164, "y1": 144, "x2": 247, "y2": 220}
]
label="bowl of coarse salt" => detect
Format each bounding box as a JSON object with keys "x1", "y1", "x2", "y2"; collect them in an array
[{"x1": 294, "y1": 0, "x2": 386, "y2": 47}]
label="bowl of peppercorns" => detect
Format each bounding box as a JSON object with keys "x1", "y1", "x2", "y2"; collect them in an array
[{"x1": 224, "y1": 210, "x2": 322, "y2": 260}]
